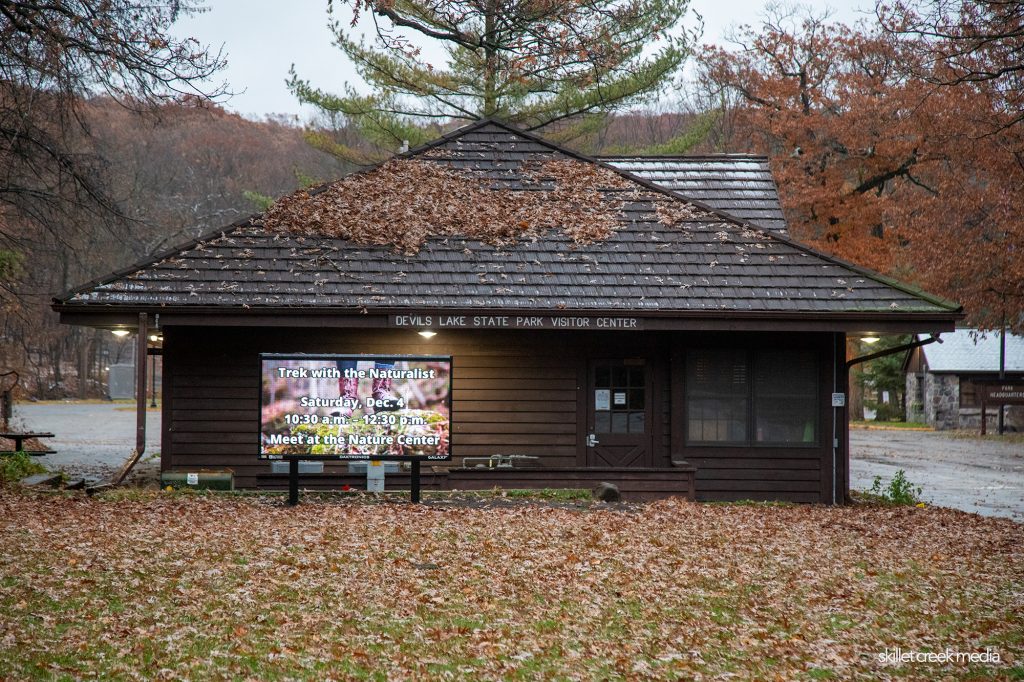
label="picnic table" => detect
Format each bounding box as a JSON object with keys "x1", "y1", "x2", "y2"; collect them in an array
[{"x1": 0, "y1": 432, "x2": 56, "y2": 456}]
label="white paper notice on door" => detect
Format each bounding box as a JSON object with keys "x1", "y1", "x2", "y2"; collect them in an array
[
  {"x1": 613, "y1": 391, "x2": 627, "y2": 406},
  {"x1": 595, "y1": 389, "x2": 610, "y2": 411}
]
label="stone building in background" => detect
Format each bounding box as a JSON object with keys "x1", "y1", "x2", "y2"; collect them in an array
[{"x1": 905, "y1": 329, "x2": 1024, "y2": 430}]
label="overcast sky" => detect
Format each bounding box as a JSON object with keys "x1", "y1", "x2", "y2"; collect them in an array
[{"x1": 172, "y1": 0, "x2": 873, "y2": 120}]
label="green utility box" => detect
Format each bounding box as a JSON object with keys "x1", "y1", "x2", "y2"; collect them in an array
[{"x1": 161, "y1": 470, "x2": 234, "y2": 491}]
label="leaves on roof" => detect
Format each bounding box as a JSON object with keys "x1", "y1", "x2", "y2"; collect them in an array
[{"x1": 260, "y1": 158, "x2": 706, "y2": 254}]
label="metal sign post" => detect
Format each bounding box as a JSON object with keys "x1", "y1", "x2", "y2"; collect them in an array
[
  {"x1": 999, "y1": 324, "x2": 1006, "y2": 435},
  {"x1": 411, "y1": 460, "x2": 421, "y2": 503},
  {"x1": 288, "y1": 457, "x2": 300, "y2": 506}
]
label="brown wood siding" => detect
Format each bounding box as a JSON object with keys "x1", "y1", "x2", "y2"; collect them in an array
[
  {"x1": 256, "y1": 472, "x2": 448, "y2": 492},
  {"x1": 447, "y1": 467, "x2": 695, "y2": 502},
  {"x1": 162, "y1": 327, "x2": 840, "y2": 502}
]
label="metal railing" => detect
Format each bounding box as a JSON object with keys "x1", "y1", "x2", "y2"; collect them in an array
[{"x1": 460, "y1": 454, "x2": 540, "y2": 469}]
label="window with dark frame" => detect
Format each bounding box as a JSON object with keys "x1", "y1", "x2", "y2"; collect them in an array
[
  {"x1": 686, "y1": 349, "x2": 747, "y2": 443},
  {"x1": 754, "y1": 350, "x2": 818, "y2": 444},
  {"x1": 594, "y1": 362, "x2": 646, "y2": 435},
  {"x1": 686, "y1": 349, "x2": 819, "y2": 446}
]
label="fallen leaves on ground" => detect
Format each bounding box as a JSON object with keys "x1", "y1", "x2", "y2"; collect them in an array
[{"x1": 0, "y1": 489, "x2": 1021, "y2": 680}]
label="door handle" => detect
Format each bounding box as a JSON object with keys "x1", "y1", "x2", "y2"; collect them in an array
[{"x1": 586, "y1": 434, "x2": 599, "y2": 447}]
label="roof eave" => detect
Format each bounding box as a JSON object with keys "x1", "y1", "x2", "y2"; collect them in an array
[{"x1": 54, "y1": 301, "x2": 963, "y2": 332}]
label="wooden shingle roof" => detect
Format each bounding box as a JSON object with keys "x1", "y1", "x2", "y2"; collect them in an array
[
  {"x1": 601, "y1": 155, "x2": 787, "y2": 232},
  {"x1": 55, "y1": 119, "x2": 961, "y2": 327}
]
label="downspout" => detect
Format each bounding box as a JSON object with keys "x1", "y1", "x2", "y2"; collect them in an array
[
  {"x1": 113, "y1": 312, "x2": 148, "y2": 485},
  {"x1": 832, "y1": 335, "x2": 838, "y2": 504}
]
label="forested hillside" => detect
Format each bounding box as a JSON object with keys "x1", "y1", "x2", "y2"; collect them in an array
[{"x1": 1, "y1": 99, "x2": 345, "y2": 397}]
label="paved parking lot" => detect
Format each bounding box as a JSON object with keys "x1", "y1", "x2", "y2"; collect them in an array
[
  {"x1": 12, "y1": 402, "x2": 161, "y2": 482},
  {"x1": 850, "y1": 428, "x2": 1024, "y2": 522},
  {"x1": 10, "y1": 403, "x2": 1024, "y2": 520}
]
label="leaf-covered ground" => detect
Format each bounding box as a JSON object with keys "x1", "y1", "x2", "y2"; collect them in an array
[{"x1": 0, "y1": 489, "x2": 1021, "y2": 680}]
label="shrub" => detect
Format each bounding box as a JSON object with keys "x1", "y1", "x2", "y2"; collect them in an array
[
  {"x1": 0, "y1": 452, "x2": 47, "y2": 485},
  {"x1": 866, "y1": 400, "x2": 903, "y2": 422},
  {"x1": 868, "y1": 469, "x2": 923, "y2": 505}
]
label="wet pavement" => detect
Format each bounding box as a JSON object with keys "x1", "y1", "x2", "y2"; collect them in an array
[
  {"x1": 11, "y1": 402, "x2": 161, "y2": 483},
  {"x1": 850, "y1": 428, "x2": 1024, "y2": 522},
  {"x1": 10, "y1": 402, "x2": 1024, "y2": 520}
]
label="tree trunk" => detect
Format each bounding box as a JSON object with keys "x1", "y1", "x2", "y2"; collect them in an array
[
  {"x1": 78, "y1": 330, "x2": 89, "y2": 399},
  {"x1": 483, "y1": 1, "x2": 497, "y2": 116}
]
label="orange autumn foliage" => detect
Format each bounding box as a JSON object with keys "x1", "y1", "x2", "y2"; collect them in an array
[{"x1": 697, "y1": 7, "x2": 1023, "y2": 331}]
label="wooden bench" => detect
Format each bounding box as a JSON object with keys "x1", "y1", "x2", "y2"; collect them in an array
[{"x1": 0, "y1": 432, "x2": 56, "y2": 456}]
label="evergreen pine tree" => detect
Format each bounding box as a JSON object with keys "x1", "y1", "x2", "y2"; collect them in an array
[{"x1": 289, "y1": 0, "x2": 697, "y2": 162}]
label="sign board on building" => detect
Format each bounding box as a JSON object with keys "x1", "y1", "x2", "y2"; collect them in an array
[
  {"x1": 981, "y1": 382, "x2": 1024, "y2": 405},
  {"x1": 259, "y1": 354, "x2": 452, "y2": 461},
  {"x1": 390, "y1": 314, "x2": 643, "y2": 330},
  {"x1": 978, "y1": 381, "x2": 1024, "y2": 435}
]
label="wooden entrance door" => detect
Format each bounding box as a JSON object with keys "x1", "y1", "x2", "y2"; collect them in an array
[{"x1": 586, "y1": 359, "x2": 653, "y2": 467}]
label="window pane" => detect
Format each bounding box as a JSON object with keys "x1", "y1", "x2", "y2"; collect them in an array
[
  {"x1": 595, "y1": 412, "x2": 611, "y2": 433},
  {"x1": 628, "y1": 367, "x2": 644, "y2": 387},
  {"x1": 754, "y1": 350, "x2": 817, "y2": 444},
  {"x1": 755, "y1": 350, "x2": 816, "y2": 398},
  {"x1": 595, "y1": 366, "x2": 611, "y2": 388},
  {"x1": 686, "y1": 350, "x2": 748, "y2": 443},
  {"x1": 755, "y1": 398, "x2": 816, "y2": 443},
  {"x1": 960, "y1": 379, "x2": 977, "y2": 408},
  {"x1": 688, "y1": 349, "x2": 747, "y2": 397},
  {"x1": 687, "y1": 397, "x2": 747, "y2": 442},
  {"x1": 611, "y1": 412, "x2": 628, "y2": 433},
  {"x1": 628, "y1": 411, "x2": 645, "y2": 433},
  {"x1": 612, "y1": 366, "x2": 627, "y2": 386},
  {"x1": 628, "y1": 389, "x2": 644, "y2": 410}
]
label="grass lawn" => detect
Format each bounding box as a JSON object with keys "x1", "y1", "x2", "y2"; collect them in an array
[
  {"x1": 851, "y1": 421, "x2": 932, "y2": 430},
  {"x1": 0, "y1": 489, "x2": 1021, "y2": 680}
]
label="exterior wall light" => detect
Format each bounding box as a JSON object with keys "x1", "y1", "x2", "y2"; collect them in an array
[
  {"x1": 418, "y1": 330, "x2": 437, "y2": 339},
  {"x1": 111, "y1": 329, "x2": 130, "y2": 337},
  {"x1": 862, "y1": 336, "x2": 880, "y2": 344}
]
